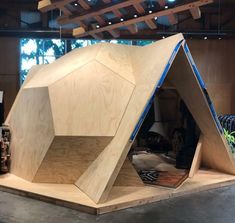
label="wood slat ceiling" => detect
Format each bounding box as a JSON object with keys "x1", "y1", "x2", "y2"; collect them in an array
[{"x1": 38, "y1": 0, "x2": 214, "y2": 39}]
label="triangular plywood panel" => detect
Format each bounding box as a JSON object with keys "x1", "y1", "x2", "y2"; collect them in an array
[
  {"x1": 4, "y1": 34, "x2": 235, "y2": 212},
  {"x1": 167, "y1": 46, "x2": 235, "y2": 175}
]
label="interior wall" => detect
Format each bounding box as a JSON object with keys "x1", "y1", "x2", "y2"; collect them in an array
[
  {"x1": 187, "y1": 39, "x2": 235, "y2": 115},
  {"x1": 0, "y1": 37, "x2": 20, "y2": 119}
]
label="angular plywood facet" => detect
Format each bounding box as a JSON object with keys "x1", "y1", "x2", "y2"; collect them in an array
[
  {"x1": 33, "y1": 136, "x2": 112, "y2": 183},
  {"x1": 167, "y1": 48, "x2": 235, "y2": 175},
  {"x1": 96, "y1": 43, "x2": 135, "y2": 84},
  {"x1": 7, "y1": 87, "x2": 55, "y2": 181},
  {"x1": 49, "y1": 60, "x2": 134, "y2": 136},
  {"x1": 4, "y1": 34, "x2": 235, "y2": 211}
]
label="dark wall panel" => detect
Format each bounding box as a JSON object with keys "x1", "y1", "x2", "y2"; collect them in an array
[{"x1": 188, "y1": 39, "x2": 235, "y2": 115}]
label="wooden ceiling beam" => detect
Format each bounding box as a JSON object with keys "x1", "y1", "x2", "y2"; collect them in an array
[
  {"x1": 133, "y1": 3, "x2": 145, "y2": 14},
  {"x1": 190, "y1": 7, "x2": 201, "y2": 19},
  {"x1": 76, "y1": 0, "x2": 120, "y2": 39},
  {"x1": 57, "y1": 0, "x2": 144, "y2": 25},
  {"x1": 112, "y1": 9, "x2": 122, "y2": 18},
  {"x1": 145, "y1": 19, "x2": 157, "y2": 29},
  {"x1": 60, "y1": 5, "x2": 72, "y2": 16},
  {"x1": 73, "y1": 0, "x2": 213, "y2": 38},
  {"x1": 38, "y1": 0, "x2": 74, "y2": 12},
  {"x1": 90, "y1": 24, "x2": 104, "y2": 39},
  {"x1": 112, "y1": 9, "x2": 138, "y2": 34},
  {"x1": 158, "y1": 0, "x2": 179, "y2": 25},
  {"x1": 78, "y1": 0, "x2": 90, "y2": 10},
  {"x1": 133, "y1": 2, "x2": 158, "y2": 30}
]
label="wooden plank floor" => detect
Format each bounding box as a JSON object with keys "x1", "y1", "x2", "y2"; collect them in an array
[{"x1": 0, "y1": 170, "x2": 235, "y2": 214}]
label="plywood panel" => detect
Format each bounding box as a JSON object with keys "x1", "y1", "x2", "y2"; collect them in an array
[
  {"x1": 168, "y1": 48, "x2": 235, "y2": 175},
  {"x1": 114, "y1": 158, "x2": 144, "y2": 186},
  {"x1": 205, "y1": 83, "x2": 233, "y2": 115},
  {"x1": 49, "y1": 60, "x2": 134, "y2": 136},
  {"x1": 5, "y1": 65, "x2": 45, "y2": 125},
  {"x1": 8, "y1": 87, "x2": 55, "y2": 181},
  {"x1": 189, "y1": 135, "x2": 203, "y2": 178},
  {"x1": 96, "y1": 43, "x2": 135, "y2": 84},
  {"x1": 1, "y1": 170, "x2": 235, "y2": 214},
  {"x1": 33, "y1": 136, "x2": 112, "y2": 183}
]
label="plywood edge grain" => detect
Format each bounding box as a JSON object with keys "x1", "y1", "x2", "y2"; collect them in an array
[{"x1": 189, "y1": 135, "x2": 203, "y2": 178}]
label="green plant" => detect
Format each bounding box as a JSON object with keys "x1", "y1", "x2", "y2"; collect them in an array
[{"x1": 223, "y1": 128, "x2": 235, "y2": 153}]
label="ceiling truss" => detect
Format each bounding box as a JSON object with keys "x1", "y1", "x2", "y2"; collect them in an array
[{"x1": 38, "y1": 0, "x2": 214, "y2": 39}]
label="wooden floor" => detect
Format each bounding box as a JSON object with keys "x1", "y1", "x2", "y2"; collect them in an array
[{"x1": 0, "y1": 170, "x2": 235, "y2": 214}]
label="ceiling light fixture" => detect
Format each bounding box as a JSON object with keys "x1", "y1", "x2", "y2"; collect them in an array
[
  {"x1": 120, "y1": 18, "x2": 124, "y2": 21},
  {"x1": 165, "y1": 5, "x2": 169, "y2": 9},
  {"x1": 134, "y1": 14, "x2": 138, "y2": 18},
  {"x1": 108, "y1": 22, "x2": 112, "y2": 25},
  {"x1": 204, "y1": 36, "x2": 208, "y2": 40},
  {"x1": 154, "y1": 16, "x2": 158, "y2": 20},
  {"x1": 149, "y1": 10, "x2": 153, "y2": 14},
  {"x1": 96, "y1": 25, "x2": 100, "y2": 28}
]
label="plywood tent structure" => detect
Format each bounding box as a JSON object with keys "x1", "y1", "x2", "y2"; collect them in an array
[{"x1": 1, "y1": 33, "x2": 235, "y2": 214}]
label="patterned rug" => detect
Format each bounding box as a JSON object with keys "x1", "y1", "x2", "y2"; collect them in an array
[{"x1": 138, "y1": 170, "x2": 188, "y2": 188}]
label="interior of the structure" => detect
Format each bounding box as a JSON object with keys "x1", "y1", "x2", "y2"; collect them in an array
[{"x1": 129, "y1": 72, "x2": 200, "y2": 188}]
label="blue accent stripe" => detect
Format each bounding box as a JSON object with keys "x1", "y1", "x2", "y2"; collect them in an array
[
  {"x1": 130, "y1": 40, "x2": 184, "y2": 142},
  {"x1": 184, "y1": 44, "x2": 206, "y2": 89},
  {"x1": 183, "y1": 42, "x2": 223, "y2": 134}
]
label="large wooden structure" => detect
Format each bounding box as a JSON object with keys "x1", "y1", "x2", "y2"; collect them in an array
[{"x1": 1, "y1": 33, "x2": 235, "y2": 214}]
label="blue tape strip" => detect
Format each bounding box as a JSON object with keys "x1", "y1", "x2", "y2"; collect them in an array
[
  {"x1": 129, "y1": 94, "x2": 156, "y2": 141},
  {"x1": 183, "y1": 42, "x2": 223, "y2": 134},
  {"x1": 184, "y1": 43, "x2": 206, "y2": 89},
  {"x1": 158, "y1": 40, "x2": 183, "y2": 87},
  {"x1": 130, "y1": 40, "x2": 184, "y2": 142}
]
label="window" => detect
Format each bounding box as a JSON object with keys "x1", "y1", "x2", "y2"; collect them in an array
[{"x1": 20, "y1": 39, "x2": 65, "y2": 84}]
